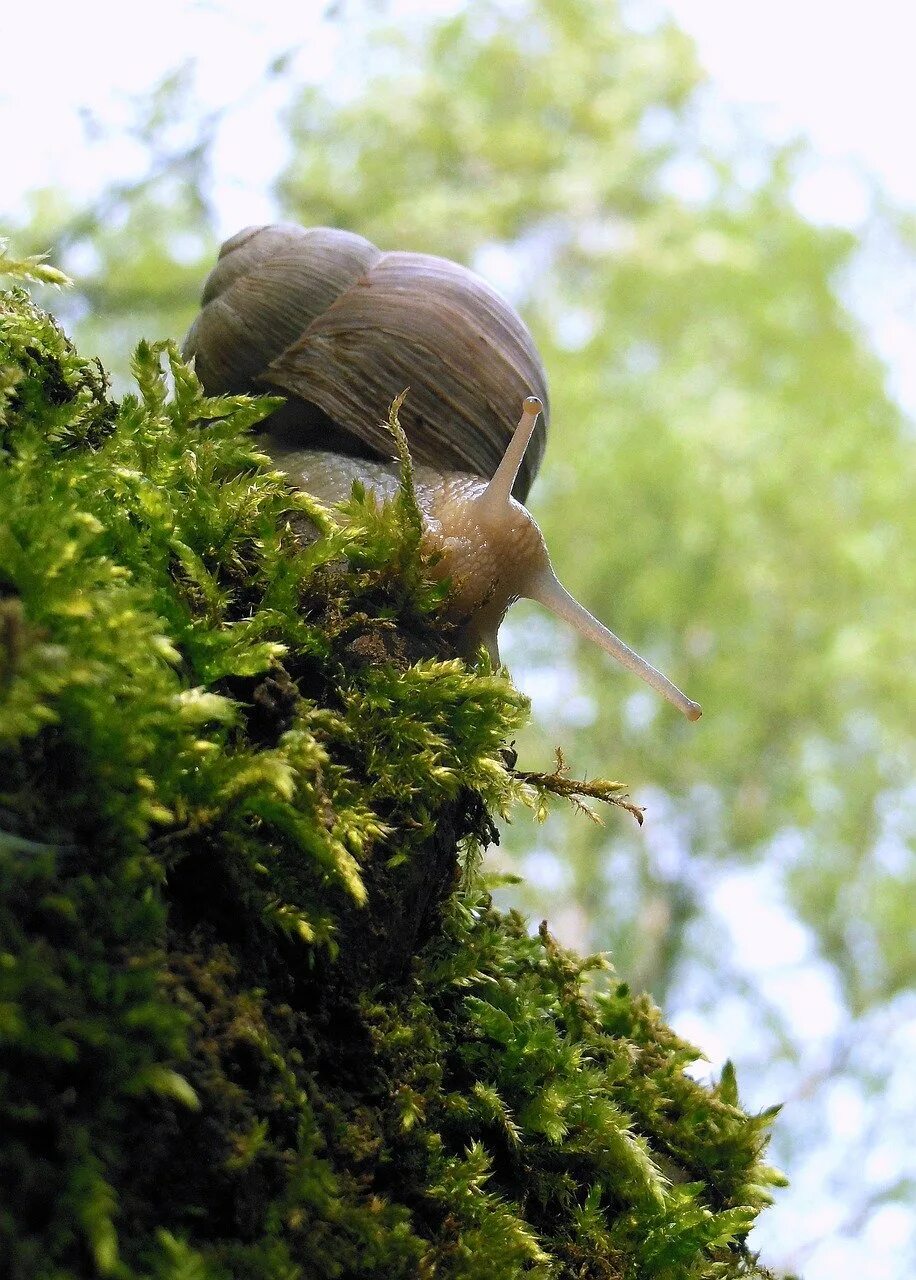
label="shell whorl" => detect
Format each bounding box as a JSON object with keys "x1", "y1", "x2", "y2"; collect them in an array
[{"x1": 183, "y1": 223, "x2": 549, "y2": 502}]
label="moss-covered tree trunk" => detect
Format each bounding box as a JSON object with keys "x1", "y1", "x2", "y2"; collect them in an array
[{"x1": 0, "y1": 272, "x2": 783, "y2": 1279}]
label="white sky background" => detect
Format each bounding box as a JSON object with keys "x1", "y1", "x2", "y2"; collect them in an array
[
  {"x1": 2, "y1": 2, "x2": 914, "y2": 1277},
  {"x1": 7, "y1": 0, "x2": 916, "y2": 206}
]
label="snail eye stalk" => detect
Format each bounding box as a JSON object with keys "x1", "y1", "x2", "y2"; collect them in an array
[{"x1": 480, "y1": 396, "x2": 543, "y2": 513}]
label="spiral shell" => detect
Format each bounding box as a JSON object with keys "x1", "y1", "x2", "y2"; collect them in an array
[{"x1": 183, "y1": 223, "x2": 549, "y2": 502}]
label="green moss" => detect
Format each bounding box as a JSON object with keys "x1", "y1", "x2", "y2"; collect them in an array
[{"x1": 0, "y1": 280, "x2": 783, "y2": 1279}]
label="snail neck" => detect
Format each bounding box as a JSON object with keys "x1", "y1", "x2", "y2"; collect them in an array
[{"x1": 425, "y1": 473, "x2": 549, "y2": 632}]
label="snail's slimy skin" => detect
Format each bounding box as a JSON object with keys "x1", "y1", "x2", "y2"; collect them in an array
[
  {"x1": 263, "y1": 407, "x2": 702, "y2": 723},
  {"x1": 261, "y1": 441, "x2": 548, "y2": 662}
]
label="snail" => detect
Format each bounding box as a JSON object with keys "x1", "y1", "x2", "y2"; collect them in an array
[{"x1": 183, "y1": 223, "x2": 701, "y2": 721}]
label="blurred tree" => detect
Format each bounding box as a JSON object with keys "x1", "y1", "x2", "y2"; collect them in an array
[
  {"x1": 278, "y1": 0, "x2": 914, "y2": 1001},
  {"x1": 6, "y1": 65, "x2": 221, "y2": 386}
]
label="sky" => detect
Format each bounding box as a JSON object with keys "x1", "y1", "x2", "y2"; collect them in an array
[
  {"x1": 7, "y1": 0, "x2": 916, "y2": 208},
  {"x1": 661, "y1": 0, "x2": 916, "y2": 210},
  {"x1": 2, "y1": 3, "x2": 914, "y2": 1276}
]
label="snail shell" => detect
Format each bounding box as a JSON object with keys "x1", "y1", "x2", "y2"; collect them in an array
[{"x1": 183, "y1": 223, "x2": 548, "y2": 502}]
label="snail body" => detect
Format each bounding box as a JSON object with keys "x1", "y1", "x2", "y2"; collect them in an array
[
  {"x1": 185, "y1": 224, "x2": 701, "y2": 720},
  {"x1": 264, "y1": 408, "x2": 548, "y2": 663}
]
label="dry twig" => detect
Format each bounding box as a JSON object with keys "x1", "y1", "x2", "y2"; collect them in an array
[{"x1": 513, "y1": 748, "x2": 644, "y2": 826}]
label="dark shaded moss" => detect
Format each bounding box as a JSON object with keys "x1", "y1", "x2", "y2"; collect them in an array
[{"x1": 0, "y1": 284, "x2": 783, "y2": 1279}]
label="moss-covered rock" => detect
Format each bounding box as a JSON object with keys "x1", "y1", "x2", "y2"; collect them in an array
[{"x1": 0, "y1": 272, "x2": 783, "y2": 1279}]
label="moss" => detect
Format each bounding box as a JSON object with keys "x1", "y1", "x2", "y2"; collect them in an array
[{"x1": 0, "y1": 279, "x2": 783, "y2": 1279}]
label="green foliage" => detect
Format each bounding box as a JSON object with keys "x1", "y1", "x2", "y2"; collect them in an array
[{"x1": 0, "y1": 285, "x2": 780, "y2": 1275}]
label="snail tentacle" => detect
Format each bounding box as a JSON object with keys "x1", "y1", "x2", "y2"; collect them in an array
[{"x1": 524, "y1": 570, "x2": 702, "y2": 721}]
